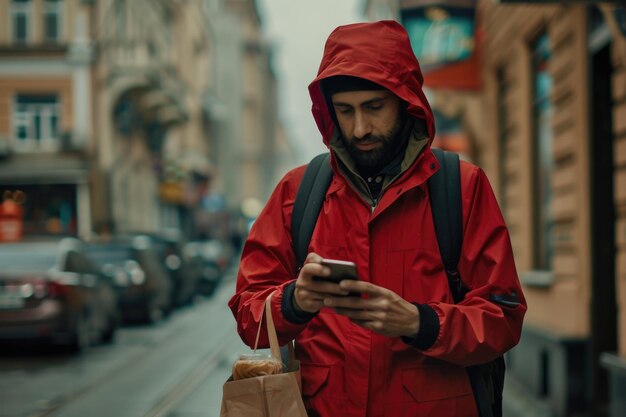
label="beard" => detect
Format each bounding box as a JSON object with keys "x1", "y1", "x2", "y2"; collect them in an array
[{"x1": 341, "y1": 115, "x2": 407, "y2": 170}]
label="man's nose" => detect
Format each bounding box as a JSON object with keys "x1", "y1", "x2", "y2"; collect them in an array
[{"x1": 353, "y1": 112, "x2": 372, "y2": 139}]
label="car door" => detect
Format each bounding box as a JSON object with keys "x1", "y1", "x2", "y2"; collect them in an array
[
  {"x1": 78, "y1": 250, "x2": 119, "y2": 341},
  {"x1": 63, "y1": 250, "x2": 104, "y2": 337}
]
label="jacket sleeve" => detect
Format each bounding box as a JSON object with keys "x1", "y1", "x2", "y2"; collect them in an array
[
  {"x1": 227, "y1": 167, "x2": 312, "y2": 349},
  {"x1": 416, "y1": 164, "x2": 527, "y2": 366}
]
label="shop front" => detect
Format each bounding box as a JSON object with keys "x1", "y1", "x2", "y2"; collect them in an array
[{"x1": 0, "y1": 157, "x2": 90, "y2": 240}]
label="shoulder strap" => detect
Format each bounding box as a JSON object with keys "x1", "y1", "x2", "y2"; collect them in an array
[
  {"x1": 429, "y1": 149, "x2": 500, "y2": 417},
  {"x1": 427, "y1": 148, "x2": 464, "y2": 303},
  {"x1": 291, "y1": 153, "x2": 333, "y2": 267}
]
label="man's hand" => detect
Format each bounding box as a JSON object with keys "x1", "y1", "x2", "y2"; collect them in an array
[
  {"x1": 293, "y1": 252, "x2": 351, "y2": 313},
  {"x1": 323, "y1": 280, "x2": 420, "y2": 338}
]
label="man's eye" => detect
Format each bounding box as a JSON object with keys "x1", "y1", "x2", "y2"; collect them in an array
[
  {"x1": 367, "y1": 104, "x2": 383, "y2": 111},
  {"x1": 336, "y1": 108, "x2": 353, "y2": 115}
]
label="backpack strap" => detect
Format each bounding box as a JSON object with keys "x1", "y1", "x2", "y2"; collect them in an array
[
  {"x1": 427, "y1": 148, "x2": 465, "y2": 303},
  {"x1": 291, "y1": 153, "x2": 333, "y2": 267},
  {"x1": 429, "y1": 148, "x2": 498, "y2": 417}
]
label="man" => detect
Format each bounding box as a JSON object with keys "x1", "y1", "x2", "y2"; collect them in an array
[{"x1": 229, "y1": 20, "x2": 526, "y2": 417}]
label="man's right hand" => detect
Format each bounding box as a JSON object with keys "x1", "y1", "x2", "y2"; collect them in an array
[{"x1": 293, "y1": 252, "x2": 351, "y2": 313}]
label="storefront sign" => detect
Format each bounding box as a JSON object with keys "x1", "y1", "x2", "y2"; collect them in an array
[
  {"x1": 401, "y1": 3, "x2": 482, "y2": 90},
  {"x1": 0, "y1": 199, "x2": 24, "y2": 242},
  {"x1": 401, "y1": 5, "x2": 475, "y2": 70},
  {"x1": 159, "y1": 182, "x2": 185, "y2": 205}
]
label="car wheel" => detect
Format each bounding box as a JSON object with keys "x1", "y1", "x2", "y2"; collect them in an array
[
  {"x1": 101, "y1": 314, "x2": 119, "y2": 344},
  {"x1": 68, "y1": 312, "x2": 91, "y2": 353},
  {"x1": 146, "y1": 301, "x2": 165, "y2": 324},
  {"x1": 198, "y1": 280, "x2": 216, "y2": 296}
]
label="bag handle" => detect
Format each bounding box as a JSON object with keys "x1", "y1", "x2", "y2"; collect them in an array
[{"x1": 252, "y1": 291, "x2": 296, "y2": 368}]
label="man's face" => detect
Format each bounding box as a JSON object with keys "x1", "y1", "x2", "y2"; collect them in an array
[{"x1": 331, "y1": 90, "x2": 404, "y2": 168}]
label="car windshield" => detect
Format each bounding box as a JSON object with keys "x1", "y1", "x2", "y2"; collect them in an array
[
  {"x1": 0, "y1": 243, "x2": 58, "y2": 273},
  {"x1": 86, "y1": 246, "x2": 133, "y2": 267}
]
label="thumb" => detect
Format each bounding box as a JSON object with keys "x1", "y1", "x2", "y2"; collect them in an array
[{"x1": 304, "y1": 252, "x2": 323, "y2": 265}]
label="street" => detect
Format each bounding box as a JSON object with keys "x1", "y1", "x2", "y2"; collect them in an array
[{"x1": 0, "y1": 269, "x2": 248, "y2": 417}]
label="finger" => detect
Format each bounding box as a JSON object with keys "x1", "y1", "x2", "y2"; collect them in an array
[
  {"x1": 323, "y1": 295, "x2": 369, "y2": 309},
  {"x1": 311, "y1": 282, "x2": 351, "y2": 296},
  {"x1": 298, "y1": 277, "x2": 350, "y2": 296},
  {"x1": 296, "y1": 288, "x2": 327, "y2": 302},
  {"x1": 350, "y1": 319, "x2": 384, "y2": 332},
  {"x1": 300, "y1": 262, "x2": 330, "y2": 280},
  {"x1": 333, "y1": 307, "x2": 385, "y2": 321},
  {"x1": 333, "y1": 308, "x2": 370, "y2": 319},
  {"x1": 304, "y1": 252, "x2": 323, "y2": 265},
  {"x1": 338, "y1": 280, "x2": 388, "y2": 296},
  {"x1": 310, "y1": 288, "x2": 352, "y2": 300},
  {"x1": 359, "y1": 320, "x2": 384, "y2": 331}
]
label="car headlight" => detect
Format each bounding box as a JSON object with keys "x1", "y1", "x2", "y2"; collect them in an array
[
  {"x1": 130, "y1": 269, "x2": 146, "y2": 285},
  {"x1": 20, "y1": 284, "x2": 34, "y2": 298},
  {"x1": 166, "y1": 254, "x2": 181, "y2": 271},
  {"x1": 114, "y1": 271, "x2": 129, "y2": 286}
]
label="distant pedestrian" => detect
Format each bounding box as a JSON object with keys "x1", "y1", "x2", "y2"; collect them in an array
[{"x1": 229, "y1": 20, "x2": 526, "y2": 417}]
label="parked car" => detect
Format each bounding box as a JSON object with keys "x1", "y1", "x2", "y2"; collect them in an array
[
  {"x1": 181, "y1": 242, "x2": 208, "y2": 300},
  {"x1": 85, "y1": 236, "x2": 173, "y2": 324},
  {"x1": 0, "y1": 238, "x2": 120, "y2": 352},
  {"x1": 138, "y1": 233, "x2": 200, "y2": 308},
  {"x1": 188, "y1": 239, "x2": 233, "y2": 296}
]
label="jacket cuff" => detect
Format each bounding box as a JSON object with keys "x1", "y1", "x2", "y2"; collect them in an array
[
  {"x1": 401, "y1": 303, "x2": 440, "y2": 350},
  {"x1": 281, "y1": 281, "x2": 318, "y2": 324}
]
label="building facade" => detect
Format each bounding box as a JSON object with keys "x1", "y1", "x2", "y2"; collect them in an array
[
  {"x1": 223, "y1": 0, "x2": 280, "y2": 204},
  {"x1": 93, "y1": 0, "x2": 214, "y2": 238},
  {"x1": 480, "y1": 2, "x2": 626, "y2": 416},
  {"x1": 0, "y1": 0, "x2": 287, "y2": 243},
  {"x1": 0, "y1": 0, "x2": 100, "y2": 239},
  {"x1": 363, "y1": 1, "x2": 626, "y2": 416}
]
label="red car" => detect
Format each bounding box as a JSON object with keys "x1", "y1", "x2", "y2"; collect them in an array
[{"x1": 0, "y1": 238, "x2": 120, "y2": 352}]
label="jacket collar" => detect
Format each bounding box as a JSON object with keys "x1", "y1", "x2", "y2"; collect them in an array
[{"x1": 327, "y1": 116, "x2": 430, "y2": 206}]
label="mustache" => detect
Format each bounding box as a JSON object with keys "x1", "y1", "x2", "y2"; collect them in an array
[{"x1": 350, "y1": 135, "x2": 383, "y2": 144}]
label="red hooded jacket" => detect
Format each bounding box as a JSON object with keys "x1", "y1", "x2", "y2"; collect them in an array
[{"x1": 229, "y1": 21, "x2": 526, "y2": 417}]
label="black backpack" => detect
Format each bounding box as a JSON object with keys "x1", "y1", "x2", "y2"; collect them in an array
[{"x1": 290, "y1": 148, "x2": 505, "y2": 417}]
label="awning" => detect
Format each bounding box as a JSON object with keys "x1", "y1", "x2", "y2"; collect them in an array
[{"x1": 0, "y1": 156, "x2": 89, "y2": 185}]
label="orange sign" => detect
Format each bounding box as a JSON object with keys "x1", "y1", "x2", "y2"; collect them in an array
[{"x1": 0, "y1": 199, "x2": 24, "y2": 242}]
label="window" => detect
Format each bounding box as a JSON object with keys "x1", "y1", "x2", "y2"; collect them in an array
[
  {"x1": 531, "y1": 32, "x2": 554, "y2": 270},
  {"x1": 64, "y1": 251, "x2": 93, "y2": 274},
  {"x1": 11, "y1": 0, "x2": 31, "y2": 43},
  {"x1": 43, "y1": 0, "x2": 63, "y2": 42},
  {"x1": 13, "y1": 94, "x2": 61, "y2": 152}
]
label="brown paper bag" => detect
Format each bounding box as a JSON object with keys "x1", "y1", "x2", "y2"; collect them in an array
[{"x1": 220, "y1": 292, "x2": 308, "y2": 417}]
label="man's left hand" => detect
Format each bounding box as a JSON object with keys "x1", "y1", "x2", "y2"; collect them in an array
[{"x1": 323, "y1": 280, "x2": 420, "y2": 338}]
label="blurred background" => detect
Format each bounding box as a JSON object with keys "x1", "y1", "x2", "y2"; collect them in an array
[{"x1": 0, "y1": 0, "x2": 625, "y2": 417}]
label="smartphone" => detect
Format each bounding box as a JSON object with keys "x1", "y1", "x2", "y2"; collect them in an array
[{"x1": 317, "y1": 258, "x2": 359, "y2": 283}]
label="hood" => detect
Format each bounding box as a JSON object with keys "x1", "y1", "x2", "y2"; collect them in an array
[{"x1": 309, "y1": 20, "x2": 436, "y2": 147}]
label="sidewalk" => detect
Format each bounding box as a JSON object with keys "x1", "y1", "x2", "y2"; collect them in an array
[{"x1": 503, "y1": 376, "x2": 556, "y2": 417}]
